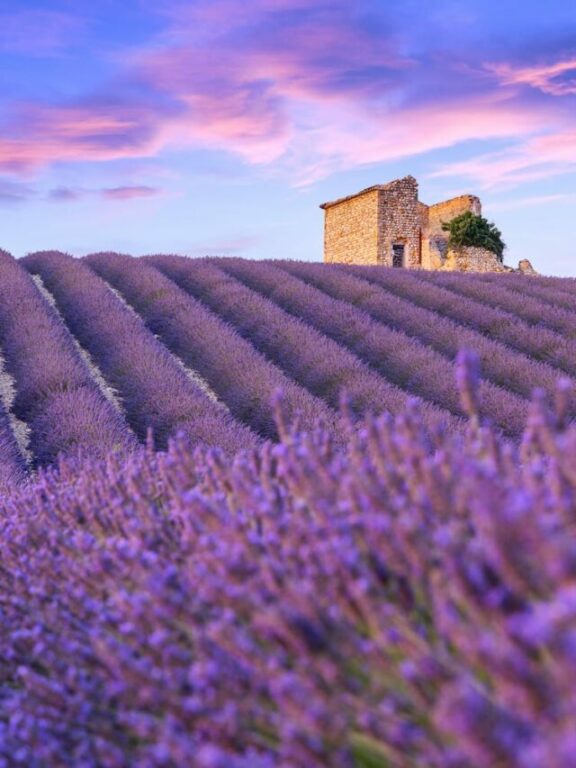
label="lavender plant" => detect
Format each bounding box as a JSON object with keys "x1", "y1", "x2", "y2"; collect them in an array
[
  {"x1": 346, "y1": 263, "x2": 576, "y2": 379},
  {"x1": 85, "y1": 252, "x2": 337, "y2": 441},
  {"x1": 23, "y1": 251, "x2": 256, "y2": 455},
  {"x1": 0, "y1": 250, "x2": 135, "y2": 465},
  {"x1": 300, "y1": 260, "x2": 572, "y2": 405},
  {"x1": 213, "y1": 258, "x2": 529, "y2": 436},
  {"x1": 476, "y1": 271, "x2": 576, "y2": 313},
  {"x1": 484, "y1": 271, "x2": 576, "y2": 295},
  {"x1": 0, "y1": 354, "x2": 575, "y2": 767},
  {"x1": 150, "y1": 255, "x2": 457, "y2": 432},
  {"x1": 419, "y1": 269, "x2": 576, "y2": 344},
  {"x1": 214, "y1": 258, "x2": 477, "y2": 421},
  {"x1": 275, "y1": 259, "x2": 533, "y2": 436}
]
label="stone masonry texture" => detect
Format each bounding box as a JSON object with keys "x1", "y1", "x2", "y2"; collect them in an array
[{"x1": 322, "y1": 189, "x2": 380, "y2": 266}]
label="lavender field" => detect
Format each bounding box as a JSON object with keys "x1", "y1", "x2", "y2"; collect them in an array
[
  {"x1": 2, "y1": 250, "x2": 576, "y2": 766},
  {"x1": 1, "y1": 249, "x2": 576, "y2": 476}
]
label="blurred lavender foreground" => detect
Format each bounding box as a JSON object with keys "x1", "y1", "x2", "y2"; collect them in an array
[{"x1": 0, "y1": 352, "x2": 573, "y2": 768}]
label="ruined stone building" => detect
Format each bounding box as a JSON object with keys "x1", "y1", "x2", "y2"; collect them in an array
[{"x1": 320, "y1": 176, "x2": 530, "y2": 273}]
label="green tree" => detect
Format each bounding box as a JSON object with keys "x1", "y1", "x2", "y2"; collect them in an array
[{"x1": 441, "y1": 211, "x2": 506, "y2": 261}]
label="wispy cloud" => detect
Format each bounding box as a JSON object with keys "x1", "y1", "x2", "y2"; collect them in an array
[
  {"x1": 48, "y1": 187, "x2": 85, "y2": 202},
  {"x1": 0, "y1": 179, "x2": 36, "y2": 204},
  {"x1": 0, "y1": 101, "x2": 173, "y2": 173},
  {"x1": 285, "y1": 97, "x2": 551, "y2": 185},
  {"x1": 46, "y1": 185, "x2": 163, "y2": 203},
  {"x1": 430, "y1": 129, "x2": 576, "y2": 187},
  {"x1": 487, "y1": 57, "x2": 576, "y2": 96},
  {"x1": 101, "y1": 186, "x2": 161, "y2": 200}
]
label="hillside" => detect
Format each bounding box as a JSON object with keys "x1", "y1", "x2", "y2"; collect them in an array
[
  {"x1": 1, "y1": 358, "x2": 575, "y2": 767},
  {"x1": 0, "y1": 248, "x2": 575, "y2": 481},
  {"x1": 2, "y1": 249, "x2": 576, "y2": 766}
]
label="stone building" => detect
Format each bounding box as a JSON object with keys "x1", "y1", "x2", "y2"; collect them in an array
[{"x1": 320, "y1": 175, "x2": 525, "y2": 273}]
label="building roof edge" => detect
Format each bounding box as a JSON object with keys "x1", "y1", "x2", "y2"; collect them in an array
[{"x1": 319, "y1": 176, "x2": 417, "y2": 210}]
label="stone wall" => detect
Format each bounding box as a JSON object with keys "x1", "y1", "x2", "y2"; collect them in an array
[
  {"x1": 377, "y1": 176, "x2": 421, "y2": 267},
  {"x1": 425, "y1": 195, "x2": 482, "y2": 238},
  {"x1": 322, "y1": 189, "x2": 380, "y2": 265},
  {"x1": 420, "y1": 194, "x2": 482, "y2": 270},
  {"x1": 518, "y1": 259, "x2": 537, "y2": 275},
  {"x1": 441, "y1": 246, "x2": 506, "y2": 273}
]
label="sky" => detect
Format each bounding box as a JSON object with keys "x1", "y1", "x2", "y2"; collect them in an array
[{"x1": 0, "y1": 0, "x2": 575, "y2": 275}]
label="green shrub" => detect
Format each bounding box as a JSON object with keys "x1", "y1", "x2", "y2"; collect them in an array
[{"x1": 441, "y1": 211, "x2": 505, "y2": 261}]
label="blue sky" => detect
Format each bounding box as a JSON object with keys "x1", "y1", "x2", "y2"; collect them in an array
[{"x1": 0, "y1": 0, "x2": 575, "y2": 273}]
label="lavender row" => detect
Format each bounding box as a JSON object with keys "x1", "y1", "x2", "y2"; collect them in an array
[
  {"x1": 151, "y1": 256, "x2": 455, "y2": 431},
  {"x1": 418, "y1": 269, "x2": 576, "y2": 340},
  {"x1": 478, "y1": 270, "x2": 576, "y2": 297},
  {"x1": 23, "y1": 251, "x2": 256, "y2": 454},
  {"x1": 277, "y1": 260, "x2": 535, "y2": 433},
  {"x1": 86, "y1": 252, "x2": 336, "y2": 440},
  {"x1": 281, "y1": 261, "x2": 572, "y2": 414},
  {"x1": 0, "y1": 398, "x2": 25, "y2": 486},
  {"x1": 212, "y1": 257, "x2": 525, "y2": 435},
  {"x1": 1, "y1": 360, "x2": 575, "y2": 766},
  {"x1": 345, "y1": 264, "x2": 576, "y2": 380},
  {"x1": 475, "y1": 271, "x2": 576, "y2": 314},
  {"x1": 0, "y1": 250, "x2": 135, "y2": 466}
]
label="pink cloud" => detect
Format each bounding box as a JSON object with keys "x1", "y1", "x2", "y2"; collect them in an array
[
  {"x1": 131, "y1": 2, "x2": 411, "y2": 103},
  {"x1": 488, "y1": 58, "x2": 576, "y2": 96},
  {"x1": 167, "y1": 89, "x2": 291, "y2": 164},
  {"x1": 101, "y1": 186, "x2": 161, "y2": 200},
  {"x1": 0, "y1": 9, "x2": 89, "y2": 56},
  {"x1": 0, "y1": 96, "x2": 288, "y2": 175},
  {"x1": 430, "y1": 129, "x2": 576, "y2": 187},
  {"x1": 0, "y1": 68, "x2": 291, "y2": 173},
  {"x1": 0, "y1": 103, "x2": 167, "y2": 173},
  {"x1": 284, "y1": 95, "x2": 552, "y2": 185},
  {"x1": 0, "y1": 0, "x2": 573, "y2": 190},
  {"x1": 88, "y1": 8, "x2": 576, "y2": 185}
]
